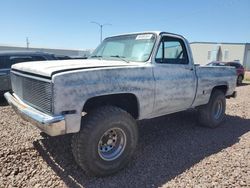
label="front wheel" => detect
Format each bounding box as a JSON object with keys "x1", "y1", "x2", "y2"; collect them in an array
[
  {"x1": 198, "y1": 90, "x2": 226, "y2": 128},
  {"x1": 71, "y1": 106, "x2": 138, "y2": 176}
]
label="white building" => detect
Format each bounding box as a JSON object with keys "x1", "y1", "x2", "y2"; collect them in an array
[{"x1": 190, "y1": 42, "x2": 250, "y2": 70}]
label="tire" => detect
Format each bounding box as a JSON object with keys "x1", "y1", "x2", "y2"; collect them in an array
[
  {"x1": 198, "y1": 90, "x2": 226, "y2": 128},
  {"x1": 71, "y1": 106, "x2": 138, "y2": 176},
  {"x1": 237, "y1": 75, "x2": 243, "y2": 85}
]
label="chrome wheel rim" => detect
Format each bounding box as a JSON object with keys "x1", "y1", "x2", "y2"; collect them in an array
[
  {"x1": 98, "y1": 127, "x2": 127, "y2": 161},
  {"x1": 213, "y1": 100, "x2": 223, "y2": 119}
]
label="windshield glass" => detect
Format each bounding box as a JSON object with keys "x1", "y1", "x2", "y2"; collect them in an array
[{"x1": 89, "y1": 33, "x2": 156, "y2": 62}]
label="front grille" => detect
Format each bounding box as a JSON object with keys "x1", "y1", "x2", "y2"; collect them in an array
[{"x1": 11, "y1": 72, "x2": 53, "y2": 114}]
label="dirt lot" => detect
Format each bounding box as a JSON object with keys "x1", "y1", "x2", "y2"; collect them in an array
[{"x1": 0, "y1": 84, "x2": 250, "y2": 188}]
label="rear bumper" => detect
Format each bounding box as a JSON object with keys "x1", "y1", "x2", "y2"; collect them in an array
[{"x1": 4, "y1": 92, "x2": 66, "y2": 136}]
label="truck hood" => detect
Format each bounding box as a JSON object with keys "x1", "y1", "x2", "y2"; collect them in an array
[{"x1": 12, "y1": 59, "x2": 141, "y2": 77}]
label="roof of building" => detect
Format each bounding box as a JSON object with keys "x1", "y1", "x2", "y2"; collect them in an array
[
  {"x1": 190, "y1": 42, "x2": 250, "y2": 45},
  {"x1": 0, "y1": 50, "x2": 54, "y2": 56},
  {"x1": 0, "y1": 44, "x2": 87, "y2": 52}
]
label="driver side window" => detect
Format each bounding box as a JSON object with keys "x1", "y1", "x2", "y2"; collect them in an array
[{"x1": 155, "y1": 36, "x2": 188, "y2": 64}]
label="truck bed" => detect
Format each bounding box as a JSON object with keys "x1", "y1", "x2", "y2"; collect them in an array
[{"x1": 192, "y1": 66, "x2": 237, "y2": 107}]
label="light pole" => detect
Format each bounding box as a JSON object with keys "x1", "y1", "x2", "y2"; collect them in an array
[
  {"x1": 90, "y1": 21, "x2": 111, "y2": 43},
  {"x1": 26, "y1": 37, "x2": 30, "y2": 49}
]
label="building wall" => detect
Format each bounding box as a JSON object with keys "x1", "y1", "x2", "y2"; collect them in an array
[
  {"x1": 220, "y1": 44, "x2": 245, "y2": 63},
  {"x1": 0, "y1": 45, "x2": 91, "y2": 57},
  {"x1": 190, "y1": 43, "x2": 245, "y2": 66},
  {"x1": 190, "y1": 43, "x2": 215, "y2": 65},
  {"x1": 243, "y1": 44, "x2": 250, "y2": 70}
]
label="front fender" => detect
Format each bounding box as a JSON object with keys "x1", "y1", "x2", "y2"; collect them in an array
[{"x1": 51, "y1": 66, "x2": 155, "y2": 133}]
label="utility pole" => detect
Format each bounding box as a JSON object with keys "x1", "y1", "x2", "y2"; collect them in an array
[
  {"x1": 26, "y1": 37, "x2": 30, "y2": 49},
  {"x1": 90, "y1": 21, "x2": 111, "y2": 43}
]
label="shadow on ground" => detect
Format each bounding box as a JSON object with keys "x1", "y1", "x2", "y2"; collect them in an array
[
  {"x1": 33, "y1": 111, "x2": 250, "y2": 188},
  {"x1": 238, "y1": 82, "x2": 250, "y2": 87},
  {"x1": 0, "y1": 96, "x2": 8, "y2": 106}
]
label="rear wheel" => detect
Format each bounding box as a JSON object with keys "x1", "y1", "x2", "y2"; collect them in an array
[
  {"x1": 71, "y1": 106, "x2": 138, "y2": 176},
  {"x1": 198, "y1": 90, "x2": 226, "y2": 128},
  {"x1": 237, "y1": 75, "x2": 243, "y2": 85}
]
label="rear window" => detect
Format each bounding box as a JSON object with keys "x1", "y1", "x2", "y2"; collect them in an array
[{"x1": 227, "y1": 63, "x2": 240, "y2": 68}]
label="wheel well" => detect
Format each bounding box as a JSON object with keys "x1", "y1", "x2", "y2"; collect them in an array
[
  {"x1": 212, "y1": 85, "x2": 228, "y2": 95},
  {"x1": 83, "y1": 93, "x2": 139, "y2": 119},
  {"x1": 238, "y1": 74, "x2": 244, "y2": 79}
]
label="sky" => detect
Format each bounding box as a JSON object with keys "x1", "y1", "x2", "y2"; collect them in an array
[{"x1": 0, "y1": 0, "x2": 249, "y2": 50}]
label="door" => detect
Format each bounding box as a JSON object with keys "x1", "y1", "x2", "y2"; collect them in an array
[{"x1": 152, "y1": 36, "x2": 197, "y2": 116}]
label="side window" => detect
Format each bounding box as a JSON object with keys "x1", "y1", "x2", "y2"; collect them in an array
[
  {"x1": 155, "y1": 37, "x2": 188, "y2": 64},
  {"x1": 31, "y1": 56, "x2": 46, "y2": 61}
]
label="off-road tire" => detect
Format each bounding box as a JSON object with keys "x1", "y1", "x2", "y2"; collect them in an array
[
  {"x1": 198, "y1": 90, "x2": 226, "y2": 128},
  {"x1": 71, "y1": 106, "x2": 138, "y2": 176}
]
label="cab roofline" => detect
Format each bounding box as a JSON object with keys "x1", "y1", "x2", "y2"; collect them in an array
[{"x1": 106, "y1": 31, "x2": 185, "y2": 39}]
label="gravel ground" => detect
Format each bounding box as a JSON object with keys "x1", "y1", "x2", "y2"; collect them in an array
[{"x1": 0, "y1": 84, "x2": 250, "y2": 188}]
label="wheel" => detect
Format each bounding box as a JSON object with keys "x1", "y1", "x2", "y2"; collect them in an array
[
  {"x1": 237, "y1": 75, "x2": 243, "y2": 85},
  {"x1": 198, "y1": 90, "x2": 226, "y2": 128},
  {"x1": 71, "y1": 106, "x2": 138, "y2": 176}
]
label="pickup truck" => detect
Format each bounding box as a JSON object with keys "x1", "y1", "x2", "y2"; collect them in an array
[{"x1": 4, "y1": 31, "x2": 237, "y2": 176}]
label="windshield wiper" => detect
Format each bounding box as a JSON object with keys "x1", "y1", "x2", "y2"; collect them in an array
[{"x1": 110, "y1": 55, "x2": 129, "y2": 63}]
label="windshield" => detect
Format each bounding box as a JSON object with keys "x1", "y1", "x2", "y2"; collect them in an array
[{"x1": 89, "y1": 33, "x2": 156, "y2": 62}]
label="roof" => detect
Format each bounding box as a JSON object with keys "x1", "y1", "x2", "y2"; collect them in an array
[{"x1": 107, "y1": 31, "x2": 185, "y2": 39}]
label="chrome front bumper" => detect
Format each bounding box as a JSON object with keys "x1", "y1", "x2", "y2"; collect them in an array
[{"x1": 4, "y1": 92, "x2": 66, "y2": 136}]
